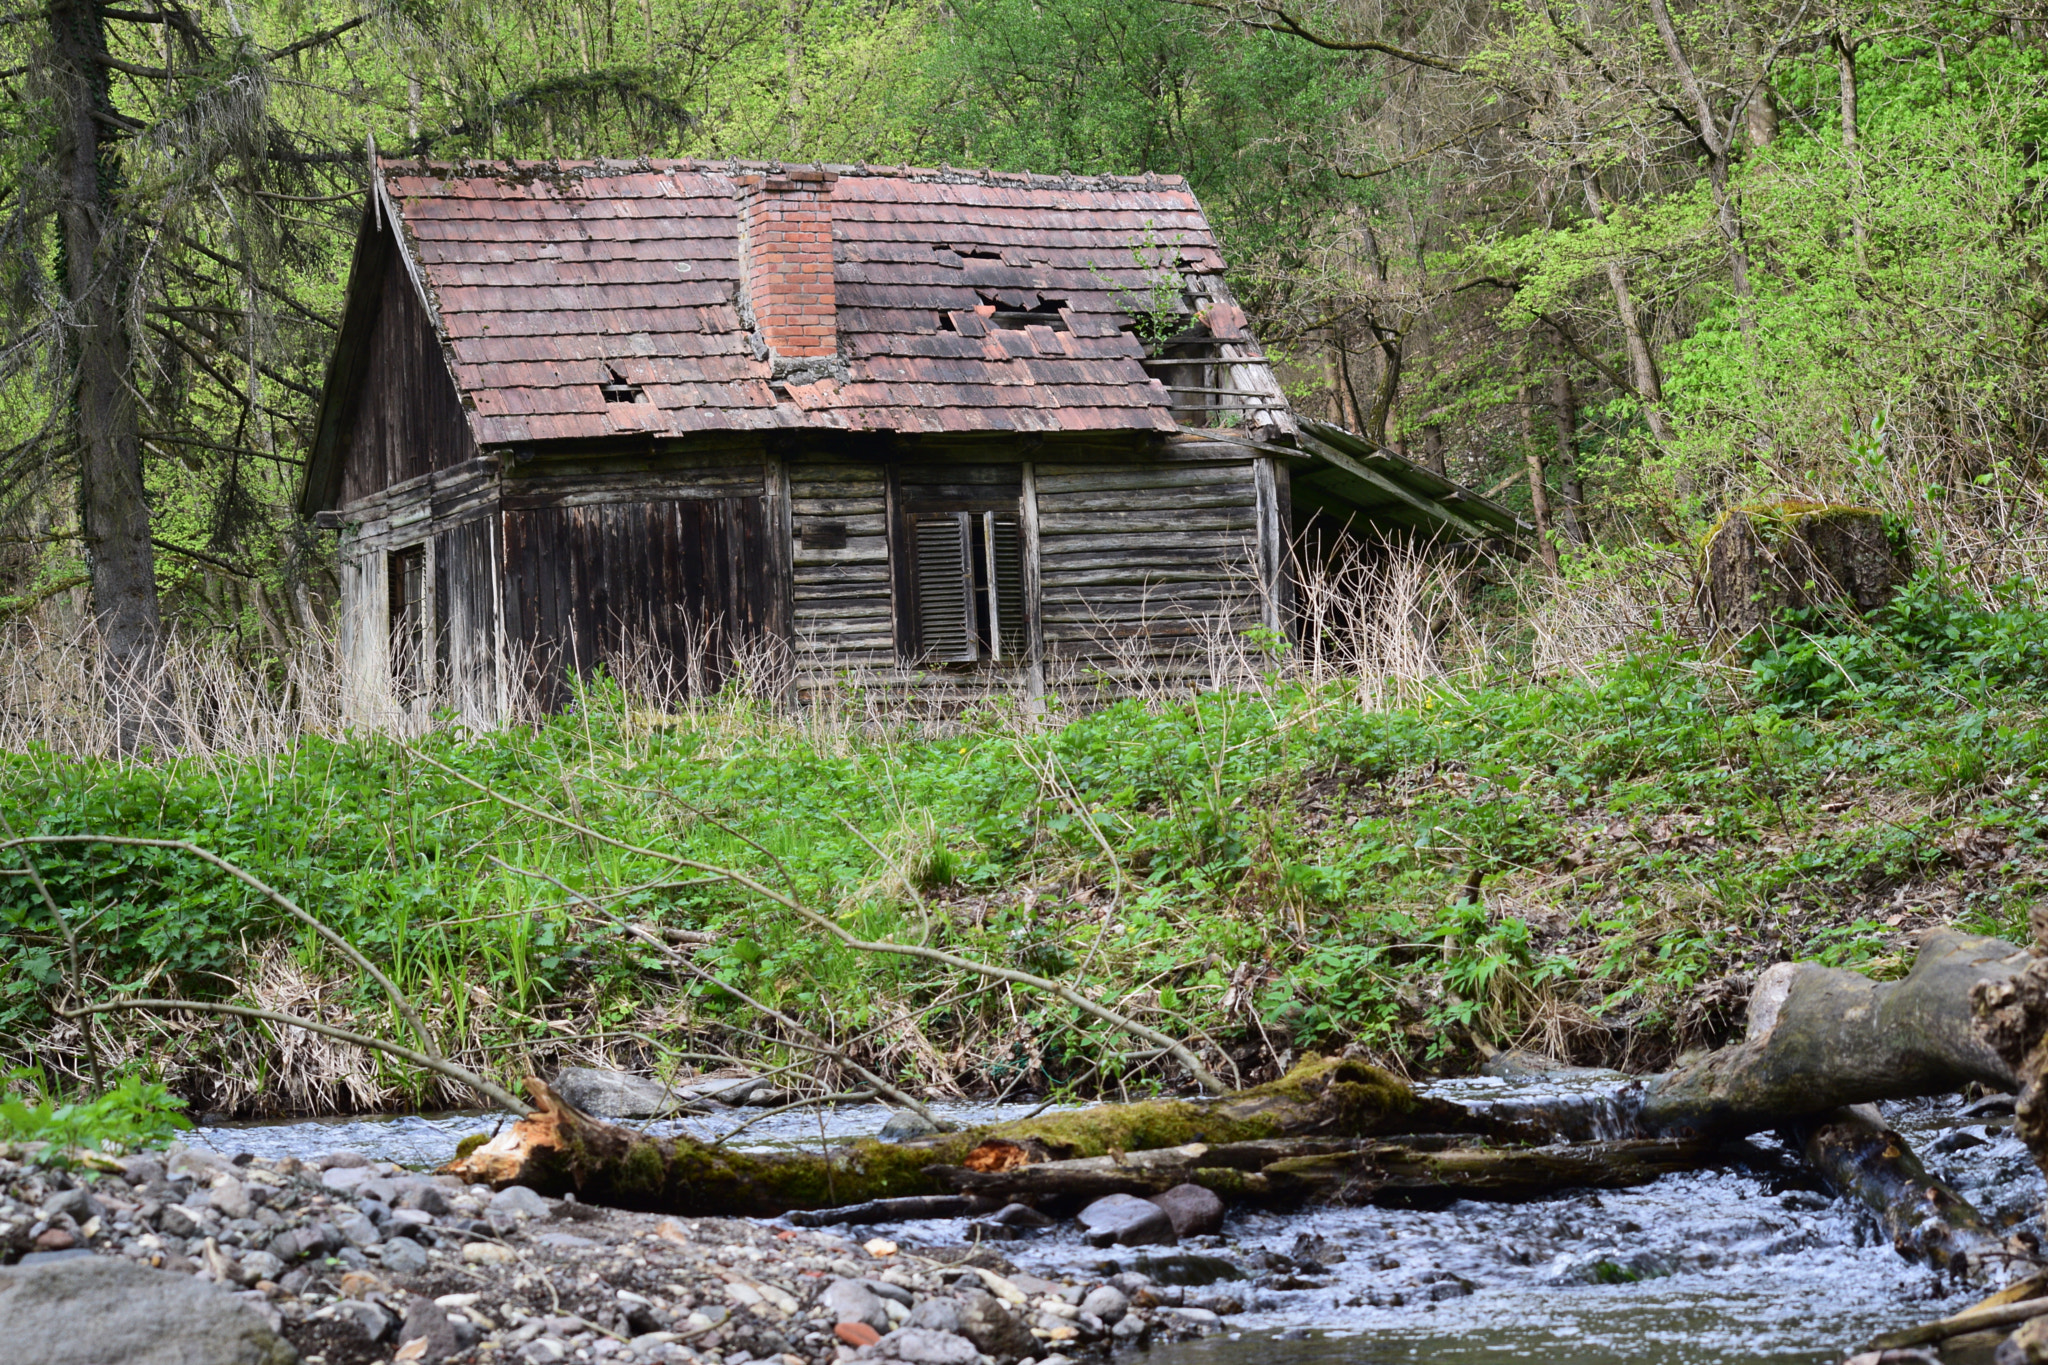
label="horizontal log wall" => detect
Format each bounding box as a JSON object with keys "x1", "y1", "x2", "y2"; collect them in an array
[
  {"x1": 1035, "y1": 451, "x2": 1264, "y2": 681},
  {"x1": 788, "y1": 458, "x2": 895, "y2": 682}
]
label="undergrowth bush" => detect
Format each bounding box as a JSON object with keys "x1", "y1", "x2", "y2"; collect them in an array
[
  {"x1": 0, "y1": 1070, "x2": 191, "y2": 1156},
  {"x1": 0, "y1": 610, "x2": 2044, "y2": 1112},
  {"x1": 1750, "y1": 572, "x2": 2048, "y2": 710}
]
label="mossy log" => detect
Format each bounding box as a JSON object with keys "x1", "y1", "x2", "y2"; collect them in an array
[
  {"x1": 1637, "y1": 931, "x2": 2026, "y2": 1139},
  {"x1": 1794, "y1": 1105, "x2": 2002, "y2": 1276},
  {"x1": 1699, "y1": 500, "x2": 1908, "y2": 640},
  {"x1": 930, "y1": 1135, "x2": 1717, "y2": 1203},
  {"x1": 446, "y1": 1056, "x2": 1475, "y2": 1215}
]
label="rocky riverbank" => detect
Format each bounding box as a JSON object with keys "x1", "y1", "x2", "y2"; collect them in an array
[{"x1": 0, "y1": 1141, "x2": 1237, "y2": 1365}]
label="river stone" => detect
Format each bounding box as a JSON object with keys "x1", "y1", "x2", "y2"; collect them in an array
[
  {"x1": 820, "y1": 1277, "x2": 890, "y2": 1333},
  {"x1": 0, "y1": 1255, "x2": 297, "y2": 1365},
  {"x1": 209, "y1": 1175, "x2": 253, "y2": 1220},
  {"x1": 869, "y1": 1327, "x2": 980, "y2": 1364},
  {"x1": 957, "y1": 1291, "x2": 1038, "y2": 1359},
  {"x1": 683, "y1": 1075, "x2": 762, "y2": 1105},
  {"x1": 40, "y1": 1186, "x2": 105, "y2": 1225},
  {"x1": 1147, "y1": 1184, "x2": 1224, "y2": 1238},
  {"x1": 551, "y1": 1066, "x2": 692, "y2": 1118},
  {"x1": 489, "y1": 1185, "x2": 552, "y2": 1220},
  {"x1": 1077, "y1": 1193, "x2": 1177, "y2": 1248},
  {"x1": 904, "y1": 1298, "x2": 963, "y2": 1334},
  {"x1": 877, "y1": 1109, "x2": 940, "y2": 1141},
  {"x1": 334, "y1": 1298, "x2": 392, "y2": 1342},
  {"x1": 397, "y1": 1297, "x2": 461, "y2": 1363},
  {"x1": 376, "y1": 1238, "x2": 430, "y2": 1274},
  {"x1": 1079, "y1": 1285, "x2": 1129, "y2": 1325}
]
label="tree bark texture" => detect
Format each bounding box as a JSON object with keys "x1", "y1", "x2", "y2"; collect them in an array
[
  {"x1": 46, "y1": 0, "x2": 164, "y2": 712},
  {"x1": 1698, "y1": 503, "x2": 1911, "y2": 641},
  {"x1": 1638, "y1": 931, "x2": 2025, "y2": 1139},
  {"x1": 1794, "y1": 1104, "x2": 2001, "y2": 1276},
  {"x1": 449, "y1": 1057, "x2": 1475, "y2": 1215}
]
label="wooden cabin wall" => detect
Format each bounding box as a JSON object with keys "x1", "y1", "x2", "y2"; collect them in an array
[
  {"x1": 339, "y1": 260, "x2": 478, "y2": 506},
  {"x1": 1034, "y1": 449, "x2": 1270, "y2": 682},
  {"x1": 788, "y1": 458, "x2": 895, "y2": 685},
  {"x1": 499, "y1": 452, "x2": 780, "y2": 707}
]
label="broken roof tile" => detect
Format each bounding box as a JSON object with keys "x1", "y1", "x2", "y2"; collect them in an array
[{"x1": 366, "y1": 157, "x2": 1272, "y2": 446}]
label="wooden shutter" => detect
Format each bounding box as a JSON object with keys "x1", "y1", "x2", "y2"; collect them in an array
[
  {"x1": 914, "y1": 514, "x2": 977, "y2": 662},
  {"x1": 986, "y1": 513, "x2": 1026, "y2": 660}
]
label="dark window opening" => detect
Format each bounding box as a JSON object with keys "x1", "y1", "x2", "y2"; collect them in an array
[
  {"x1": 600, "y1": 367, "x2": 645, "y2": 404},
  {"x1": 987, "y1": 296, "x2": 1070, "y2": 332},
  {"x1": 389, "y1": 545, "x2": 428, "y2": 700},
  {"x1": 910, "y1": 511, "x2": 1026, "y2": 664}
]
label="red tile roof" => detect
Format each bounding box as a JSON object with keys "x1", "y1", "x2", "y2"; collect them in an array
[{"x1": 376, "y1": 158, "x2": 1254, "y2": 446}]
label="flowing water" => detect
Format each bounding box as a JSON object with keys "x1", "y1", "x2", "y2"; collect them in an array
[{"x1": 191, "y1": 1075, "x2": 2045, "y2": 1365}]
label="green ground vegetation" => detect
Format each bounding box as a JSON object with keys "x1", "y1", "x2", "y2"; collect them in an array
[{"x1": 2, "y1": 570, "x2": 2044, "y2": 1115}]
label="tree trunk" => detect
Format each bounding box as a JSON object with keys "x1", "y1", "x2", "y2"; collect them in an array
[
  {"x1": 1698, "y1": 503, "x2": 1911, "y2": 640},
  {"x1": 1646, "y1": 0, "x2": 1756, "y2": 342},
  {"x1": 1794, "y1": 1105, "x2": 2001, "y2": 1276},
  {"x1": 1637, "y1": 931, "x2": 2026, "y2": 1139},
  {"x1": 1579, "y1": 171, "x2": 1675, "y2": 446},
  {"x1": 1520, "y1": 378, "x2": 1560, "y2": 573},
  {"x1": 450, "y1": 1056, "x2": 1476, "y2": 1215},
  {"x1": 1549, "y1": 368, "x2": 1588, "y2": 545},
  {"x1": 47, "y1": 0, "x2": 164, "y2": 737}
]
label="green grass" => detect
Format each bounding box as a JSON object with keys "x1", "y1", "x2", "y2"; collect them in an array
[{"x1": 3, "y1": 573, "x2": 2045, "y2": 1115}]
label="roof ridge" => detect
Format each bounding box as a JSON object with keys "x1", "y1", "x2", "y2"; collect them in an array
[{"x1": 375, "y1": 155, "x2": 1190, "y2": 192}]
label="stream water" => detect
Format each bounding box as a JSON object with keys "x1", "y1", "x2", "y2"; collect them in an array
[{"x1": 187, "y1": 1075, "x2": 2046, "y2": 1365}]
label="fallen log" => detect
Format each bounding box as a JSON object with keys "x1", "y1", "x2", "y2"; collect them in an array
[
  {"x1": 1637, "y1": 930, "x2": 2026, "y2": 1139},
  {"x1": 928, "y1": 1135, "x2": 1718, "y2": 1203},
  {"x1": 446, "y1": 1055, "x2": 1477, "y2": 1214},
  {"x1": 1795, "y1": 1104, "x2": 2002, "y2": 1276}
]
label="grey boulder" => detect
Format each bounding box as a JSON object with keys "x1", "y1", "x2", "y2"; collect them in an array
[
  {"x1": 1148, "y1": 1183, "x2": 1225, "y2": 1238},
  {"x1": 877, "y1": 1110, "x2": 939, "y2": 1141},
  {"x1": 1077, "y1": 1193, "x2": 1177, "y2": 1248},
  {"x1": 489, "y1": 1185, "x2": 552, "y2": 1220},
  {"x1": 868, "y1": 1327, "x2": 980, "y2": 1364},
  {"x1": 958, "y1": 1291, "x2": 1038, "y2": 1359},
  {"x1": 0, "y1": 1256, "x2": 297, "y2": 1365},
  {"x1": 820, "y1": 1277, "x2": 891, "y2": 1333},
  {"x1": 1079, "y1": 1285, "x2": 1129, "y2": 1325},
  {"x1": 551, "y1": 1066, "x2": 693, "y2": 1119}
]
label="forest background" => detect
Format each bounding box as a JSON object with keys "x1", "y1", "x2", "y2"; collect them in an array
[
  {"x1": 0, "y1": 0, "x2": 2046, "y2": 1118},
  {"x1": 3, "y1": 0, "x2": 2045, "y2": 639}
]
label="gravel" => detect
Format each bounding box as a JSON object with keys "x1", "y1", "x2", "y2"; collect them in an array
[{"x1": 0, "y1": 1140, "x2": 1237, "y2": 1365}]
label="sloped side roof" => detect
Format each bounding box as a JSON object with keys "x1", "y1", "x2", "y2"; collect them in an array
[
  {"x1": 362, "y1": 159, "x2": 1260, "y2": 449},
  {"x1": 1294, "y1": 419, "x2": 1532, "y2": 541}
]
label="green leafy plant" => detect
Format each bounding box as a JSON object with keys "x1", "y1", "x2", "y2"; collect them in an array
[{"x1": 0, "y1": 1070, "x2": 192, "y2": 1156}]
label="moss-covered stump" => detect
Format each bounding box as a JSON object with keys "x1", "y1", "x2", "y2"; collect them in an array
[
  {"x1": 446, "y1": 1056, "x2": 1475, "y2": 1216},
  {"x1": 1699, "y1": 501, "x2": 1909, "y2": 640}
]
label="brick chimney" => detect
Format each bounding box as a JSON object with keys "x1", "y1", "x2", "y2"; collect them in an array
[{"x1": 737, "y1": 167, "x2": 838, "y2": 360}]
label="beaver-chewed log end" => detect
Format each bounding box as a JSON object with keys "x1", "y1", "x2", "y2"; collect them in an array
[{"x1": 445, "y1": 1077, "x2": 572, "y2": 1189}]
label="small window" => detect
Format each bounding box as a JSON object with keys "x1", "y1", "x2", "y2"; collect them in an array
[
  {"x1": 389, "y1": 545, "x2": 428, "y2": 700},
  {"x1": 909, "y1": 512, "x2": 1026, "y2": 663}
]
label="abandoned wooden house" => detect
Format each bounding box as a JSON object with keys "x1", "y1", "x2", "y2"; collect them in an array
[{"x1": 302, "y1": 157, "x2": 1523, "y2": 724}]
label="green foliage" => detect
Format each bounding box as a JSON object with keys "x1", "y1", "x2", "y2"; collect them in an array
[
  {"x1": 4, "y1": 615, "x2": 2040, "y2": 1101},
  {"x1": 0, "y1": 1070, "x2": 192, "y2": 1156},
  {"x1": 1750, "y1": 574, "x2": 2048, "y2": 710}
]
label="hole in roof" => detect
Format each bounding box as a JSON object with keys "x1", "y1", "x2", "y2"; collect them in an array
[
  {"x1": 956, "y1": 247, "x2": 1003, "y2": 261},
  {"x1": 600, "y1": 367, "x2": 646, "y2": 404},
  {"x1": 988, "y1": 297, "x2": 1069, "y2": 332}
]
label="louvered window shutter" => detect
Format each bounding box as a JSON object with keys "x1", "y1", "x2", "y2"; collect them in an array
[
  {"x1": 914, "y1": 514, "x2": 978, "y2": 662},
  {"x1": 986, "y1": 513, "x2": 1026, "y2": 660}
]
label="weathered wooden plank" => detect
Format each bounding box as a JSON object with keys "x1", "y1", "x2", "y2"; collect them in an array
[
  {"x1": 1033, "y1": 463, "x2": 1250, "y2": 488},
  {"x1": 791, "y1": 499, "x2": 888, "y2": 518},
  {"x1": 1032, "y1": 489, "x2": 1257, "y2": 514},
  {"x1": 1038, "y1": 510, "x2": 1257, "y2": 535}
]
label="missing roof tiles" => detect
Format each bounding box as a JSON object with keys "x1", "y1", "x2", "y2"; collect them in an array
[{"x1": 600, "y1": 367, "x2": 645, "y2": 404}]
